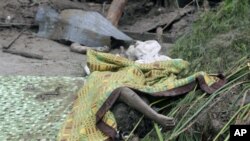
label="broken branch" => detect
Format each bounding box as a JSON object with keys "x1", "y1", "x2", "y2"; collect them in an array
[
  {"x1": 3, "y1": 28, "x2": 27, "y2": 49},
  {"x1": 2, "y1": 49, "x2": 44, "y2": 60},
  {"x1": 106, "y1": 0, "x2": 128, "y2": 26}
]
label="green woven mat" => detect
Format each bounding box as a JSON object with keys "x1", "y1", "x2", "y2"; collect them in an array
[{"x1": 0, "y1": 76, "x2": 85, "y2": 141}]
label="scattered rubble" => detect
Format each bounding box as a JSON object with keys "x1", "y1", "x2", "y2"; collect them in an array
[{"x1": 121, "y1": 7, "x2": 194, "y2": 33}]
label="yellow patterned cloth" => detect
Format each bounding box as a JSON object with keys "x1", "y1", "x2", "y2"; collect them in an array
[{"x1": 58, "y1": 50, "x2": 223, "y2": 141}]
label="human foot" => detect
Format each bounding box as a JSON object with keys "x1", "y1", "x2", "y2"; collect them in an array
[{"x1": 155, "y1": 114, "x2": 175, "y2": 130}]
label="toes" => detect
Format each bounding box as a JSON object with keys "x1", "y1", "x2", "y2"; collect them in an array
[
  {"x1": 161, "y1": 118, "x2": 176, "y2": 131},
  {"x1": 164, "y1": 117, "x2": 175, "y2": 125}
]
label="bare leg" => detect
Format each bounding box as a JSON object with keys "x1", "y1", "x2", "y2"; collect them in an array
[{"x1": 118, "y1": 87, "x2": 175, "y2": 128}]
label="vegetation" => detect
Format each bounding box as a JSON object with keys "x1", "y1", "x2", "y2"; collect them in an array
[
  {"x1": 171, "y1": 0, "x2": 250, "y2": 73},
  {"x1": 127, "y1": 0, "x2": 250, "y2": 140}
]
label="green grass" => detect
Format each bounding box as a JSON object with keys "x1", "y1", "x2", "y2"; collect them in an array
[
  {"x1": 137, "y1": 57, "x2": 250, "y2": 141},
  {"x1": 170, "y1": 0, "x2": 250, "y2": 73},
  {"x1": 126, "y1": 0, "x2": 250, "y2": 140}
]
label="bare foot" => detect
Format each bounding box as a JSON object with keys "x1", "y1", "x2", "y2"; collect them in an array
[{"x1": 155, "y1": 114, "x2": 175, "y2": 129}]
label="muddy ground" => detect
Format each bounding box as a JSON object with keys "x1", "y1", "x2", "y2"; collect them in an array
[
  {"x1": 0, "y1": 0, "x2": 89, "y2": 76},
  {"x1": 0, "y1": 28, "x2": 86, "y2": 76},
  {"x1": 0, "y1": 0, "x2": 197, "y2": 77}
]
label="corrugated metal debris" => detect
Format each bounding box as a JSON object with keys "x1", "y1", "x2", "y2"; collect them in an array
[{"x1": 35, "y1": 6, "x2": 132, "y2": 47}]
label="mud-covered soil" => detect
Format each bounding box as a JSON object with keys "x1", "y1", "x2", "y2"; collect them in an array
[
  {"x1": 0, "y1": 28, "x2": 86, "y2": 76},
  {"x1": 0, "y1": 0, "x2": 196, "y2": 76},
  {"x1": 0, "y1": 0, "x2": 87, "y2": 76}
]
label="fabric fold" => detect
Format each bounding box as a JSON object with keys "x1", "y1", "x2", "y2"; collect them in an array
[{"x1": 58, "y1": 50, "x2": 226, "y2": 141}]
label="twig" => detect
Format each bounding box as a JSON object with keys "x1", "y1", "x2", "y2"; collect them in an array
[
  {"x1": 3, "y1": 28, "x2": 27, "y2": 49},
  {"x1": 162, "y1": 4, "x2": 194, "y2": 31},
  {"x1": 2, "y1": 49, "x2": 44, "y2": 60},
  {"x1": 183, "y1": 0, "x2": 195, "y2": 9},
  {"x1": 195, "y1": 0, "x2": 200, "y2": 10},
  {"x1": 0, "y1": 22, "x2": 37, "y2": 27}
]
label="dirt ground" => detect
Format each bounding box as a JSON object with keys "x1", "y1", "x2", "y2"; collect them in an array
[
  {"x1": 0, "y1": 0, "x2": 87, "y2": 76},
  {"x1": 0, "y1": 28, "x2": 86, "y2": 76},
  {"x1": 0, "y1": 0, "x2": 196, "y2": 77}
]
